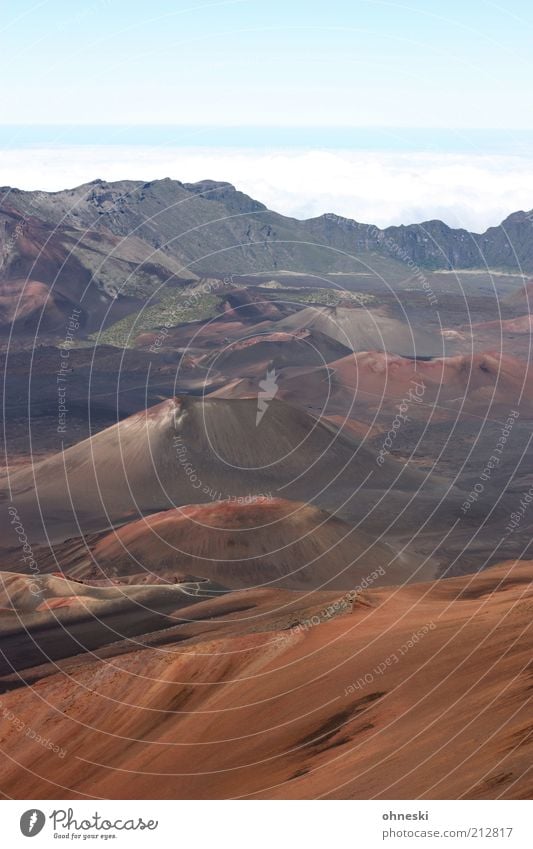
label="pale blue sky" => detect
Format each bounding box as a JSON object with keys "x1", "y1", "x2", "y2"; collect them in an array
[
  {"x1": 1, "y1": 0, "x2": 532, "y2": 130},
  {"x1": 1, "y1": 0, "x2": 532, "y2": 227}
]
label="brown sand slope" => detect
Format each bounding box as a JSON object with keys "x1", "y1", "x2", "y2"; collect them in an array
[
  {"x1": 314, "y1": 351, "x2": 531, "y2": 419},
  {"x1": 78, "y1": 498, "x2": 414, "y2": 590},
  {"x1": 0, "y1": 559, "x2": 530, "y2": 799},
  {"x1": 1, "y1": 395, "x2": 434, "y2": 543},
  {"x1": 209, "y1": 350, "x2": 532, "y2": 424}
]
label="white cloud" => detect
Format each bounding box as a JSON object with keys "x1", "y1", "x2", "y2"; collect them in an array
[{"x1": 1, "y1": 146, "x2": 532, "y2": 232}]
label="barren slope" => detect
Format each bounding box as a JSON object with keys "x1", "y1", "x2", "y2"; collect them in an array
[{"x1": 0, "y1": 560, "x2": 530, "y2": 799}]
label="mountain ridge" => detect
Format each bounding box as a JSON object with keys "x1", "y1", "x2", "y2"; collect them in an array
[{"x1": 2, "y1": 177, "x2": 533, "y2": 276}]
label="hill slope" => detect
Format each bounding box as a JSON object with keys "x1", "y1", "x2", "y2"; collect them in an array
[
  {"x1": 2, "y1": 179, "x2": 533, "y2": 285},
  {"x1": 1, "y1": 395, "x2": 438, "y2": 543},
  {"x1": 74, "y1": 498, "x2": 412, "y2": 590},
  {"x1": 0, "y1": 559, "x2": 530, "y2": 799}
]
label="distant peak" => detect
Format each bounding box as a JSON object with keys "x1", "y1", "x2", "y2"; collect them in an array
[
  {"x1": 183, "y1": 179, "x2": 267, "y2": 212},
  {"x1": 184, "y1": 179, "x2": 236, "y2": 193}
]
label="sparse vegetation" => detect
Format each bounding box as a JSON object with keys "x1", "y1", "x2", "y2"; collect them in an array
[
  {"x1": 90, "y1": 284, "x2": 377, "y2": 347},
  {"x1": 90, "y1": 289, "x2": 224, "y2": 347}
]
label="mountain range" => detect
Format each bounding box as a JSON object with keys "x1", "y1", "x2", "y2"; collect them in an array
[
  {"x1": 1, "y1": 178, "x2": 532, "y2": 337},
  {"x1": 3, "y1": 178, "x2": 533, "y2": 274}
]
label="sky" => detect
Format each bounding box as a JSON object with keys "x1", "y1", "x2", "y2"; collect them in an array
[{"x1": 0, "y1": 0, "x2": 532, "y2": 228}]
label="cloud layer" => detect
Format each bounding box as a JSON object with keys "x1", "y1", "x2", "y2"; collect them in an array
[{"x1": 1, "y1": 146, "x2": 532, "y2": 232}]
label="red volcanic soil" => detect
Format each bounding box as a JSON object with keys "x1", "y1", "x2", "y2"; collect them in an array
[
  {"x1": 212, "y1": 349, "x2": 533, "y2": 425},
  {"x1": 36, "y1": 597, "x2": 82, "y2": 611},
  {"x1": 0, "y1": 559, "x2": 531, "y2": 799},
  {"x1": 472, "y1": 314, "x2": 533, "y2": 334},
  {"x1": 0, "y1": 278, "x2": 80, "y2": 331},
  {"x1": 503, "y1": 279, "x2": 533, "y2": 310},
  {"x1": 330, "y1": 350, "x2": 531, "y2": 398},
  {"x1": 232, "y1": 351, "x2": 533, "y2": 422},
  {"x1": 84, "y1": 497, "x2": 409, "y2": 590}
]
